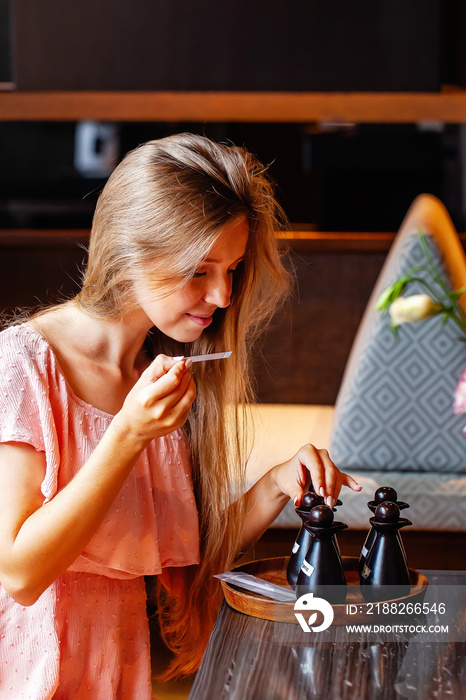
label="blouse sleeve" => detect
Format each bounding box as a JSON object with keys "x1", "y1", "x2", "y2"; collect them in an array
[{"x1": 0, "y1": 327, "x2": 60, "y2": 503}]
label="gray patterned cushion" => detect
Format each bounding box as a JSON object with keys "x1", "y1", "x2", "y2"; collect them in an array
[{"x1": 330, "y1": 226, "x2": 466, "y2": 473}]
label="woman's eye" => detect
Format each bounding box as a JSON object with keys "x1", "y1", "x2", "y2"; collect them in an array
[{"x1": 193, "y1": 272, "x2": 207, "y2": 278}]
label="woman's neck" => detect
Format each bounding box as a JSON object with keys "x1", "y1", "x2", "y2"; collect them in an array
[{"x1": 29, "y1": 302, "x2": 153, "y2": 414}]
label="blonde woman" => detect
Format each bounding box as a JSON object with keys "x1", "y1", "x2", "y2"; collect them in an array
[{"x1": 0, "y1": 133, "x2": 360, "y2": 698}]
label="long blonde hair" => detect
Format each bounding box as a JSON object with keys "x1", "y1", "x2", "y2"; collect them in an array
[{"x1": 76, "y1": 133, "x2": 292, "y2": 678}]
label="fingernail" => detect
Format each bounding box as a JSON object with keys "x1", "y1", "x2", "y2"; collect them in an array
[
  {"x1": 326, "y1": 496, "x2": 335, "y2": 508},
  {"x1": 293, "y1": 496, "x2": 299, "y2": 506},
  {"x1": 320, "y1": 487, "x2": 325, "y2": 497},
  {"x1": 185, "y1": 359, "x2": 193, "y2": 369}
]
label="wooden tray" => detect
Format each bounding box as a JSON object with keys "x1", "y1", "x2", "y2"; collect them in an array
[{"x1": 220, "y1": 556, "x2": 429, "y2": 624}]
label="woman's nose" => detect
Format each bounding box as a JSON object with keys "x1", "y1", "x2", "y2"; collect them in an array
[{"x1": 204, "y1": 274, "x2": 232, "y2": 308}]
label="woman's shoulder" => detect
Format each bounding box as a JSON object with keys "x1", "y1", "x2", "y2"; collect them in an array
[
  {"x1": 0, "y1": 322, "x2": 50, "y2": 356},
  {"x1": 0, "y1": 306, "x2": 75, "y2": 362},
  {"x1": 0, "y1": 322, "x2": 57, "y2": 388}
]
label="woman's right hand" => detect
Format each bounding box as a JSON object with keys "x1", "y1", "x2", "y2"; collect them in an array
[{"x1": 116, "y1": 355, "x2": 196, "y2": 444}]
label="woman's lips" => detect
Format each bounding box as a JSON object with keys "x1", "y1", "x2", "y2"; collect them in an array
[{"x1": 187, "y1": 314, "x2": 213, "y2": 328}]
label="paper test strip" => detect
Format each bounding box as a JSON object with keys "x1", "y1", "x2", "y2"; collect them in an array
[{"x1": 173, "y1": 351, "x2": 232, "y2": 363}]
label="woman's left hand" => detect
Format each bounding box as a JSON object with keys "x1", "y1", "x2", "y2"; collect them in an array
[{"x1": 272, "y1": 444, "x2": 362, "y2": 508}]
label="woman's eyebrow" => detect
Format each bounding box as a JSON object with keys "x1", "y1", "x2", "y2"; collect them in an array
[{"x1": 203, "y1": 255, "x2": 244, "y2": 264}]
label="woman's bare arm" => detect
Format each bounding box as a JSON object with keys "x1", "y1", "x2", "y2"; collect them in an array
[{"x1": 0, "y1": 356, "x2": 195, "y2": 606}]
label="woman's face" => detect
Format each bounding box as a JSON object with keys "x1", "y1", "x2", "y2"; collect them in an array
[{"x1": 133, "y1": 216, "x2": 249, "y2": 343}]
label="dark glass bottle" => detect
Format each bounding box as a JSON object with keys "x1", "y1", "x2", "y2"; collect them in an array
[
  {"x1": 359, "y1": 486, "x2": 409, "y2": 574},
  {"x1": 360, "y1": 502, "x2": 412, "y2": 603},
  {"x1": 296, "y1": 505, "x2": 348, "y2": 604},
  {"x1": 287, "y1": 491, "x2": 342, "y2": 587}
]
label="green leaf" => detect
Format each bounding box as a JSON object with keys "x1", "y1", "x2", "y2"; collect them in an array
[
  {"x1": 448, "y1": 286, "x2": 466, "y2": 302},
  {"x1": 389, "y1": 320, "x2": 400, "y2": 340}
]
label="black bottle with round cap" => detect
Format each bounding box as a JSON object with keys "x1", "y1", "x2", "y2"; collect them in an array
[
  {"x1": 359, "y1": 486, "x2": 409, "y2": 574},
  {"x1": 296, "y1": 504, "x2": 348, "y2": 603},
  {"x1": 286, "y1": 491, "x2": 323, "y2": 587},
  {"x1": 287, "y1": 491, "x2": 343, "y2": 587},
  {"x1": 360, "y1": 501, "x2": 412, "y2": 603}
]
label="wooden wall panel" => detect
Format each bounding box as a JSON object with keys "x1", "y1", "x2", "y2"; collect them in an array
[
  {"x1": 0, "y1": 243, "x2": 86, "y2": 314},
  {"x1": 253, "y1": 250, "x2": 385, "y2": 404}
]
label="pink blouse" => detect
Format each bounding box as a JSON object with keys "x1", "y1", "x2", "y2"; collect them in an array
[{"x1": 0, "y1": 324, "x2": 200, "y2": 699}]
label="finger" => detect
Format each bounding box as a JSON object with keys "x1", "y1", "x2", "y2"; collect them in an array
[
  {"x1": 291, "y1": 463, "x2": 309, "y2": 508},
  {"x1": 319, "y1": 449, "x2": 338, "y2": 506},
  {"x1": 297, "y1": 444, "x2": 325, "y2": 500},
  {"x1": 142, "y1": 354, "x2": 178, "y2": 383},
  {"x1": 170, "y1": 375, "x2": 197, "y2": 414},
  {"x1": 151, "y1": 368, "x2": 196, "y2": 419},
  {"x1": 156, "y1": 377, "x2": 197, "y2": 430},
  {"x1": 174, "y1": 390, "x2": 197, "y2": 427},
  {"x1": 141, "y1": 361, "x2": 190, "y2": 405},
  {"x1": 341, "y1": 473, "x2": 363, "y2": 492}
]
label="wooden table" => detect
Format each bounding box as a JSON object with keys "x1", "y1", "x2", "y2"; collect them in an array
[{"x1": 189, "y1": 570, "x2": 466, "y2": 699}]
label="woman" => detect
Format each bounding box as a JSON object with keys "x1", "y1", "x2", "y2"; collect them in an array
[{"x1": 0, "y1": 133, "x2": 360, "y2": 698}]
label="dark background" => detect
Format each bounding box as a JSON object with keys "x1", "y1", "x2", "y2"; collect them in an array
[
  {"x1": 0, "y1": 121, "x2": 463, "y2": 232},
  {"x1": 1, "y1": 0, "x2": 466, "y2": 232},
  {"x1": 8, "y1": 0, "x2": 445, "y2": 92},
  {"x1": 0, "y1": 0, "x2": 12, "y2": 84}
]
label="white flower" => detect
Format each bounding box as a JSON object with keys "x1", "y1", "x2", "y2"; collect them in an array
[{"x1": 389, "y1": 294, "x2": 443, "y2": 327}]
